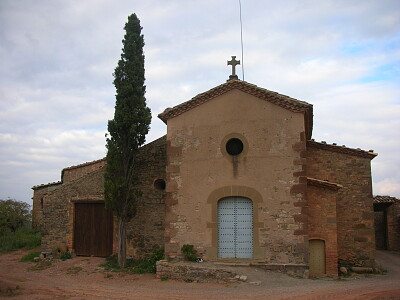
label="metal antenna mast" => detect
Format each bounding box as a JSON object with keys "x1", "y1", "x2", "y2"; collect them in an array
[{"x1": 239, "y1": 0, "x2": 245, "y2": 81}]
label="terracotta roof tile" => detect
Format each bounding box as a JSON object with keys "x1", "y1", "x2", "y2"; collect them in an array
[
  {"x1": 158, "y1": 80, "x2": 313, "y2": 139},
  {"x1": 32, "y1": 136, "x2": 167, "y2": 190},
  {"x1": 307, "y1": 177, "x2": 343, "y2": 191},
  {"x1": 62, "y1": 158, "x2": 106, "y2": 172},
  {"x1": 307, "y1": 140, "x2": 377, "y2": 160},
  {"x1": 373, "y1": 195, "x2": 399, "y2": 204},
  {"x1": 32, "y1": 181, "x2": 62, "y2": 190}
]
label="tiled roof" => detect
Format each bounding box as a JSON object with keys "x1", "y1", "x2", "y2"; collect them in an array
[
  {"x1": 61, "y1": 136, "x2": 166, "y2": 172},
  {"x1": 158, "y1": 79, "x2": 313, "y2": 139},
  {"x1": 373, "y1": 195, "x2": 399, "y2": 204},
  {"x1": 307, "y1": 140, "x2": 377, "y2": 160},
  {"x1": 307, "y1": 177, "x2": 343, "y2": 191},
  {"x1": 32, "y1": 181, "x2": 62, "y2": 190},
  {"x1": 32, "y1": 136, "x2": 167, "y2": 191},
  {"x1": 62, "y1": 158, "x2": 106, "y2": 171}
]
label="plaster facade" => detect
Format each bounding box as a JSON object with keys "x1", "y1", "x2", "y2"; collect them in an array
[{"x1": 164, "y1": 88, "x2": 308, "y2": 266}]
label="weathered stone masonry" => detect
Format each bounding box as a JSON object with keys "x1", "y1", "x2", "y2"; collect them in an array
[
  {"x1": 33, "y1": 136, "x2": 167, "y2": 258},
  {"x1": 307, "y1": 140, "x2": 377, "y2": 267},
  {"x1": 32, "y1": 79, "x2": 384, "y2": 278}
]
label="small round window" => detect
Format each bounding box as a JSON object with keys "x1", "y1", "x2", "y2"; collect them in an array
[
  {"x1": 154, "y1": 179, "x2": 166, "y2": 190},
  {"x1": 226, "y1": 138, "x2": 244, "y2": 156}
]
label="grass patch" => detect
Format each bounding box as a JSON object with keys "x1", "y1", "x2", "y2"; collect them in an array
[
  {"x1": 0, "y1": 285, "x2": 22, "y2": 297},
  {"x1": 28, "y1": 260, "x2": 52, "y2": 271},
  {"x1": 20, "y1": 251, "x2": 40, "y2": 262},
  {"x1": 66, "y1": 266, "x2": 82, "y2": 275},
  {"x1": 373, "y1": 267, "x2": 388, "y2": 275},
  {"x1": 0, "y1": 228, "x2": 41, "y2": 253},
  {"x1": 100, "y1": 248, "x2": 164, "y2": 274}
]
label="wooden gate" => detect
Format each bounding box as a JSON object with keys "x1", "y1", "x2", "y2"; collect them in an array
[{"x1": 74, "y1": 203, "x2": 113, "y2": 257}]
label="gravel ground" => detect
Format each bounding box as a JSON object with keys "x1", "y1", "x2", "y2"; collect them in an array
[{"x1": 0, "y1": 249, "x2": 399, "y2": 299}]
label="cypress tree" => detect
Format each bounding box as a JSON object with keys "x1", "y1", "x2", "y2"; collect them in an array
[{"x1": 104, "y1": 13, "x2": 151, "y2": 268}]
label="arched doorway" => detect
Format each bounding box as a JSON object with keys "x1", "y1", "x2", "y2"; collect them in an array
[
  {"x1": 309, "y1": 239, "x2": 326, "y2": 277},
  {"x1": 218, "y1": 197, "x2": 253, "y2": 258}
]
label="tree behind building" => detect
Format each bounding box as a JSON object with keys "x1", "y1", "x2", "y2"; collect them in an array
[{"x1": 0, "y1": 199, "x2": 31, "y2": 233}]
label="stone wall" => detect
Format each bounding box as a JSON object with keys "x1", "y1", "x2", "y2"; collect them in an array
[
  {"x1": 32, "y1": 159, "x2": 105, "y2": 230},
  {"x1": 156, "y1": 260, "x2": 239, "y2": 283},
  {"x1": 307, "y1": 141, "x2": 376, "y2": 267},
  {"x1": 40, "y1": 168, "x2": 105, "y2": 254},
  {"x1": 62, "y1": 159, "x2": 106, "y2": 184},
  {"x1": 38, "y1": 136, "x2": 167, "y2": 259},
  {"x1": 32, "y1": 182, "x2": 61, "y2": 230},
  {"x1": 125, "y1": 136, "x2": 167, "y2": 258}
]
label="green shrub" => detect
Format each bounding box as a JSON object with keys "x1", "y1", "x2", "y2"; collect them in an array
[
  {"x1": 181, "y1": 244, "x2": 197, "y2": 262},
  {"x1": 100, "y1": 248, "x2": 164, "y2": 274},
  {"x1": 60, "y1": 251, "x2": 72, "y2": 261},
  {"x1": 20, "y1": 251, "x2": 41, "y2": 262},
  {"x1": 0, "y1": 227, "x2": 41, "y2": 253}
]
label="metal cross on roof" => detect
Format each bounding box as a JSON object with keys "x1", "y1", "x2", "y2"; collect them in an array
[{"x1": 227, "y1": 56, "x2": 240, "y2": 80}]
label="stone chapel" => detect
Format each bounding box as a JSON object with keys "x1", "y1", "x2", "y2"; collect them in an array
[{"x1": 32, "y1": 65, "x2": 381, "y2": 277}]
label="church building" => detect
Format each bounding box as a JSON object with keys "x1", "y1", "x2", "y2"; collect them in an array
[{"x1": 32, "y1": 59, "x2": 379, "y2": 277}]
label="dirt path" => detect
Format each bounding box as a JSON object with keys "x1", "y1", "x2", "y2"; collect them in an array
[{"x1": 1, "y1": 250, "x2": 399, "y2": 299}]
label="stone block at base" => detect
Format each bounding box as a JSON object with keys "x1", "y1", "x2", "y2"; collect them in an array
[
  {"x1": 156, "y1": 260, "x2": 239, "y2": 283},
  {"x1": 253, "y1": 263, "x2": 309, "y2": 278}
]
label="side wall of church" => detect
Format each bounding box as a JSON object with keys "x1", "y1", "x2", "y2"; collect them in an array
[
  {"x1": 307, "y1": 146, "x2": 375, "y2": 267},
  {"x1": 39, "y1": 136, "x2": 167, "y2": 259},
  {"x1": 125, "y1": 136, "x2": 167, "y2": 258},
  {"x1": 165, "y1": 89, "x2": 309, "y2": 266},
  {"x1": 40, "y1": 169, "x2": 105, "y2": 254}
]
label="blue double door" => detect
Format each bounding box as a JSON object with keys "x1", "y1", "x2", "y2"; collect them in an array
[{"x1": 218, "y1": 197, "x2": 253, "y2": 258}]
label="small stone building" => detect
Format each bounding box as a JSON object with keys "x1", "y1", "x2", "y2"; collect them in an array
[{"x1": 33, "y1": 78, "x2": 380, "y2": 277}]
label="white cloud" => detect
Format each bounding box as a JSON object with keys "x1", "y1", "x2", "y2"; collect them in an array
[{"x1": 0, "y1": 0, "x2": 399, "y2": 202}]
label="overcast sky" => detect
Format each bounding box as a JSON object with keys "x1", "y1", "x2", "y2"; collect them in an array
[{"x1": 0, "y1": 0, "x2": 399, "y2": 205}]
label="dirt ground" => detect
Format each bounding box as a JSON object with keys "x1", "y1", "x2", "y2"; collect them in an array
[{"x1": 0, "y1": 250, "x2": 399, "y2": 300}]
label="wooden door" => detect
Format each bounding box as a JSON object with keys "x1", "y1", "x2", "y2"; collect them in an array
[
  {"x1": 74, "y1": 203, "x2": 113, "y2": 257},
  {"x1": 374, "y1": 211, "x2": 387, "y2": 250},
  {"x1": 309, "y1": 239, "x2": 326, "y2": 277}
]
